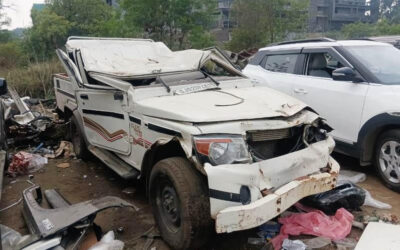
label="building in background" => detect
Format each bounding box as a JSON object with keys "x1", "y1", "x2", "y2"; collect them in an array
[
  {"x1": 32, "y1": 3, "x2": 46, "y2": 12},
  {"x1": 105, "y1": 0, "x2": 118, "y2": 7},
  {"x1": 308, "y1": 0, "x2": 370, "y2": 32},
  {"x1": 217, "y1": 0, "x2": 235, "y2": 29}
]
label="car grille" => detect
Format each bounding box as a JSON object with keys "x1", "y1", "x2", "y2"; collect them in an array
[
  {"x1": 247, "y1": 127, "x2": 304, "y2": 161},
  {"x1": 247, "y1": 128, "x2": 291, "y2": 142}
]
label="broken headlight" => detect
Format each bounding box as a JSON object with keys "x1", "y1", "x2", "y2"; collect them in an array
[{"x1": 193, "y1": 135, "x2": 251, "y2": 166}]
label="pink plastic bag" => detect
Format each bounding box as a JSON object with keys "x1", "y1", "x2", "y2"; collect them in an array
[{"x1": 272, "y1": 208, "x2": 353, "y2": 250}]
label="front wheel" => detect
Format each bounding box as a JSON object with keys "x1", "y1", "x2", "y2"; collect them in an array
[
  {"x1": 149, "y1": 157, "x2": 212, "y2": 250},
  {"x1": 375, "y1": 130, "x2": 400, "y2": 192}
]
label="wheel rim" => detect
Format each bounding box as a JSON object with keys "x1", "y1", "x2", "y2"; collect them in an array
[
  {"x1": 379, "y1": 140, "x2": 400, "y2": 184},
  {"x1": 156, "y1": 177, "x2": 181, "y2": 233}
]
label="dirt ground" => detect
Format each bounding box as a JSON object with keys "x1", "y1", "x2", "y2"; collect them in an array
[{"x1": 1, "y1": 153, "x2": 400, "y2": 250}]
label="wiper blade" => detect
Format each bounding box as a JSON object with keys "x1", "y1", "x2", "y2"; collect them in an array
[
  {"x1": 157, "y1": 75, "x2": 171, "y2": 93},
  {"x1": 201, "y1": 70, "x2": 220, "y2": 86}
]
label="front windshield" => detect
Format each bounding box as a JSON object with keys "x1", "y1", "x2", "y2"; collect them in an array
[{"x1": 346, "y1": 45, "x2": 400, "y2": 85}]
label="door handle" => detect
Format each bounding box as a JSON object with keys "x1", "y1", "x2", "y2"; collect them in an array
[
  {"x1": 294, "y1": 88, "x2": 308, "y2": 94},
  {"x1": 80, "y1": 94, "x2": 89, "y2": 100}
]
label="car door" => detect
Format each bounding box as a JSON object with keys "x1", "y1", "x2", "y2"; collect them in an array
[
  {"x1": 57, "y1": 49, "x2": 131, "y2": 155},
  {"x1": 76, "y1": 88, "x2": 132, "y2": 155},
  {"x1": 244, "y1": 50, "x2": 304, "y2": 96},
  {"x1": 291, "y1": 47, "x2": 369, "y2": 143}
]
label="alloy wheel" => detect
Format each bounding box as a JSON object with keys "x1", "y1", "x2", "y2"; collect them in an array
[{"x1": 379, "y1": 140, "x2": 400, "y2": 184}]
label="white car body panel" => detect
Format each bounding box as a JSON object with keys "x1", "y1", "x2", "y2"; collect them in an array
[
  {"x1": 135, "y1": 83, "x2": 307, "y2": 123},
  {"x1": 244, "y1": 65, "x2": 369, "y2": 143},
  {"x1": 54, "y1": 37, "x2": 340, "y2": 234}
]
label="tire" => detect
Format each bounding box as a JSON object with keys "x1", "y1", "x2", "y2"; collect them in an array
[
  {"x1": 149, "y1": 157, "x2": 212, "y2": 250},
  {"x1": 374, "y1": 130, "x2": 400, "y2": 192},
  {"x1": 70, "y1": 115, "x2": 90, "y2": 160}
]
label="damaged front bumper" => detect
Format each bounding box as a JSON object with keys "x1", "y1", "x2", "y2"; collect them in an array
[{"x1": 205, "y1": 136, "x2": 339, "y2": 233}]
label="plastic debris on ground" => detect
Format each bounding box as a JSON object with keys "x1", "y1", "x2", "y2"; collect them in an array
[
  {"x1": 88, "y1": 231, "x2": 124, "y2": 250},
  {"x1": 7, "y1": 151, "x2": 48, "y2": 177},
  {"x1": 258, "y1": 221, "x2": 281, "y2": 241},
  {"x1": 271, "y1": 208, "x2": 353, "y2": 250},
  {"x1": 248, "y1": 237, "x2": 265, "y2": 245},
  {"x1": 301, "y1": 182, "x2": 366, "y2": 215},
  {"x1": 1, "y1": 224, "x2": 22, "y2": 250},
  {"x1": 282, "y1": 239, "x2": 306, "y2": 250},
  {"x1": 334, "y1": 238, "x2": 357, "y2": 250},
  {"x1": 336, "y1": 169, "x2": 392, "y2": 210},
  {"x1": 46, "y1": 141, "x2": 75, "y2": 159},
  {"x1": 363, "y1": 189, "x2": 392, "y2": 209},
  {"x1": 302, "y1": 236, "x2": 331, "y2": 249},
  {"x1": 337, "y1": 170, "x2": 367, "y2": 185}
]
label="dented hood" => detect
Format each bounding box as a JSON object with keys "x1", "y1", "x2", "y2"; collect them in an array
[{"x1": 136, "y1": 86, "x2": 307, "y2": 122}]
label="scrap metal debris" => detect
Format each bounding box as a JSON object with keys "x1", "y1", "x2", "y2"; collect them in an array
[
  {"x1": 4, "y1": 185, "x2": 139, "y2": 249},
  {"x1": 1, "y1": 86, "x2": 66, "y2": 148}
]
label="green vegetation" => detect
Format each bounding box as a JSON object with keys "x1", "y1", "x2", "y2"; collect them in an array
[
  {"x1": 227, "y1": 0, "x2": 309, "y2": 51},
  {"x1": 0, "y1": 0, "x2": 399, "y2": 98}
]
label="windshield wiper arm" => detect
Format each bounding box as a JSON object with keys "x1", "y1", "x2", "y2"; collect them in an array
[
  {"x1": 201, "y1": 70, "x2": 220, "y2": 86},
  {"x1": 157, "y1": 76, "x2": 171, "y2": 93}
]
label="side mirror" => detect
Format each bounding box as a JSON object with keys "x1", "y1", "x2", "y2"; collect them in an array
[
  {"x1": 0, "y1": 78, "x2": 7, "y2": 95},
  {"x1": 332, "y1": 67, "x2": 363, "y2": 83}
]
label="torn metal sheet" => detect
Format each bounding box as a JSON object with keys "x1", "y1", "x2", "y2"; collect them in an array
[
  {"x1": 7, "y1": 87, "x2": 35, "y2": 125},
  {"x1": 22, "y1": 185, "x2": 138, "y2": 238}
]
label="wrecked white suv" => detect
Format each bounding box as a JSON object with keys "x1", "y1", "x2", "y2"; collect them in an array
[{"x1": 54, "y1": 37, "x2": 339, "y2": 249}]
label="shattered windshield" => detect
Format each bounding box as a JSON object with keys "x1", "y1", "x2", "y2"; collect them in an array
[{"x1": 346, "y1": 45, "x2": 400, "y2": 85}]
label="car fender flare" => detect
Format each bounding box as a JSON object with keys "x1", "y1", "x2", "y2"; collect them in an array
[{"x1": 357, "y1": 112, "x2": 400, "y2": 163}]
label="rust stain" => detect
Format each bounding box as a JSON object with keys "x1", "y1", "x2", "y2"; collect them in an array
[
  {"x1": 296, "y1": 176, "x2": 309, "y2": 181},
  {"x1": 261, "y1": 188, "x2": 271, "y2": 197}
]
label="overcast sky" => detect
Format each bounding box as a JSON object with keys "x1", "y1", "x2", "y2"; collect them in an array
[{"x1": 3, "y1": 0, "x2": 45, "y2": 30}]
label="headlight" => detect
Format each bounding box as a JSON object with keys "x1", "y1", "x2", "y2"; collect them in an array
[{"x1": 193, "y1": 135, "x2": 251, "y2": 165}]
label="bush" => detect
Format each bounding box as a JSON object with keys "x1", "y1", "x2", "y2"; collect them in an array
[
  {"x1": 1, "y1": 59, "x2": 65, "y2": 99},
  {"x1": 0, "y1": 42, "x2": 25, "y2": 69}
]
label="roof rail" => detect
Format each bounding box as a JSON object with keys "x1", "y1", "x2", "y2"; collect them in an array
[{"x1": 276, "y1": 37, "x2": 335, "y2": 46}]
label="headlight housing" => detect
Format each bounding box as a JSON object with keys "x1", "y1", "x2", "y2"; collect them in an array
[{"x1": 193, "y1": 135, "x2": 251, "y2": 166}]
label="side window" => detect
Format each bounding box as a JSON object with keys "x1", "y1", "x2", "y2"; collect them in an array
[
  {"x1": 262, "y1": 54, "x2": 299, "y2": 74},
  {"x1": 306, "y1": 52, "x2": 345, "y2": 78}
]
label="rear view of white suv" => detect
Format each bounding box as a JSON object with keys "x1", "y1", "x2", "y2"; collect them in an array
[{"x1": 244, "y1": 38, "x2": 400, "y2": 192}]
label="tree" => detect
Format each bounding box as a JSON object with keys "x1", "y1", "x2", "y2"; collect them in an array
[
  {"x1": 341, "y1": 19, "x2": 400, "y2": 39},
  {"x1": 228, "y1": 0, "x2": 309, "y2": 52},
  {"x1": 0, "y1": 0, "x2": 10, "y2": 28},
  {"x1": 23, "y1": 8, "x2": 71, "y2": 60},
  {"x1": 47, "y1": 0, "x2": 114, "y2": 36},
  {"x1": 121, "y1": 0, "x2": 217, "y2": 49}
]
